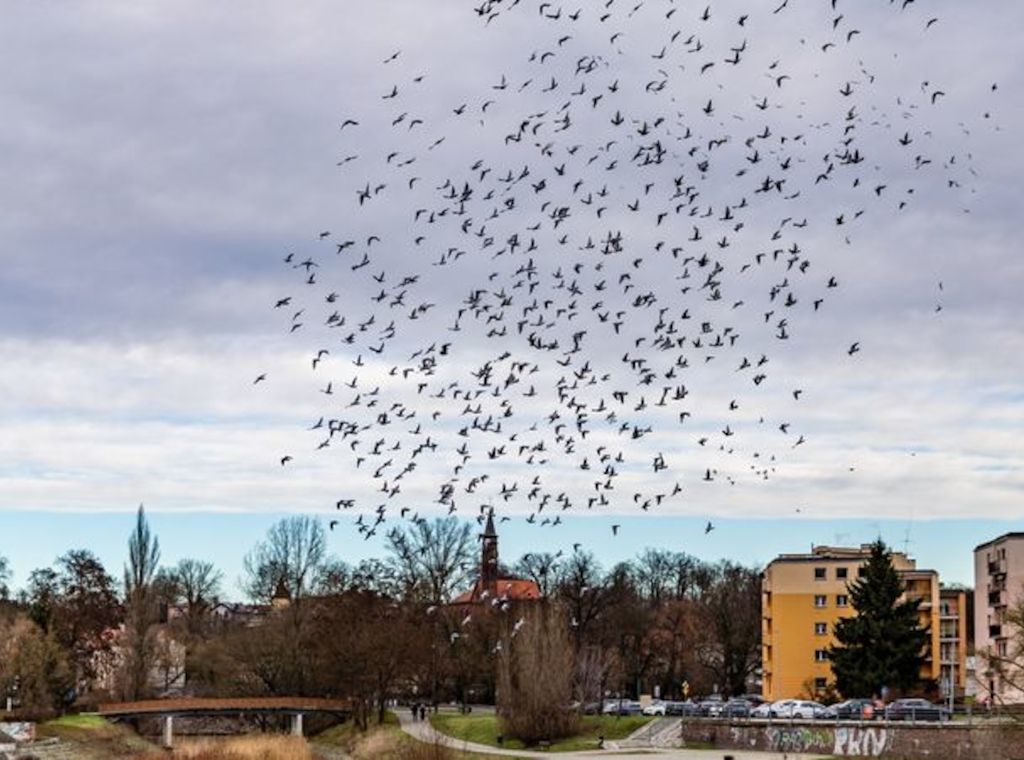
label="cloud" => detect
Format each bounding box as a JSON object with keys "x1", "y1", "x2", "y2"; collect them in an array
[{"x1": 0, "y1": 1, "x2": 1021, "y2": 524}]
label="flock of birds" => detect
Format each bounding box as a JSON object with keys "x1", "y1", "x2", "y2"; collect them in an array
[{"x1": 253, "y1": 0, "x2": 996, "y2": 543}]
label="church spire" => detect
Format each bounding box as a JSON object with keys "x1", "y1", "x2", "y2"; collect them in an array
[
  {"x1": 483, "y1": 508, "x2": 497, "y2": 538},
  {"x1": 481, "y1": 508, "x2": 498, "y2": 588}
]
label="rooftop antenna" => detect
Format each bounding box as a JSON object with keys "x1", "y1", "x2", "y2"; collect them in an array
[
  {"x1": 902, "y1": 523, "x2": 914, "y2": 556},
  {"x1": 902, "y1": 504, "x2": 916, "y2": 556}
]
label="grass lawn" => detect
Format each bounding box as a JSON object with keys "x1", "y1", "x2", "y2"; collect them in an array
[
  {"x1": 430, "y1": 712, "x2": 654, "y2": 752},
  {"x1": 42, "y1": 713, "x2": 111, "y2": 729},
  {"x1": 35, "y1": 713, "x2": 159, "y2": 758},
  {"x1": 315, "y1": 711, "x2": 525, "y2": 760}
]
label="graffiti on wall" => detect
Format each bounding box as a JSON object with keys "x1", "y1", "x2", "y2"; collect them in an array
[
  {"x1": 0, "y1": 722, "x2": 35, "y2": 742},
  {"x1": 765, "y1": 726, "x2": 833, "y2": 753},
  {"x1": 833, "y1": 727, "x2": 892, "y2": 757}
]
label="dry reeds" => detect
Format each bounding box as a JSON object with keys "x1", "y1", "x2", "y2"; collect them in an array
[{"x1": 136, "y1": 735, "x2": 315, "y2": 760}]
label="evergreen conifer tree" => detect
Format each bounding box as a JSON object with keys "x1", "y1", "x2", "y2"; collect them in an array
[{"x1": 827, "y1": 540, "x2": 929, "y2": 698}]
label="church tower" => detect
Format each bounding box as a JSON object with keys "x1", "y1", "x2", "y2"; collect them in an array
[{"x1": 481, "y1": 508, "x2": 499, "y2": 590}]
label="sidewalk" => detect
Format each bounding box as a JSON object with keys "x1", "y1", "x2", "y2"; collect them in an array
[{"x1": 396, "y1": 710, "x2": 833, "y2": 760}]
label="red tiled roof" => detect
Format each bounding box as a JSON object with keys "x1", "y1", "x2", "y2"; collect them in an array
[{"x1": 451, "y1": 577, "x2": 541, "y2": 605}]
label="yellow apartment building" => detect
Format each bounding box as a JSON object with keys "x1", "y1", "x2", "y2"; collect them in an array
[
  {"x1": 762, "y1": 545, "x2": 947, "y2": 701},
  {"x1": 938, "y1": 587, "x2": 969, "y2": 700}
]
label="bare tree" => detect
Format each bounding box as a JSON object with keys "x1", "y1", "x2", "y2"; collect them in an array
[
  {"x1": 386, "y1": 517, "x2": 474, "y2": 603},
  {"x1": 0, "y1": 554, "x2": 10, "y2": 600},
  {"x1": 696, "y1": 561, "x2": 762, "y2": 696},
  {"x1": 169, "y1": 558, "x2": 222, "y2": 638},
  {"x1": 634, "y1": 548, "x2": 676, "y2": 605},
  {"x1": 497, "y1": 605, "x2": 579, "y2": 745},
  {"x1": 242, "y1": 516, "x2": 326, "y2": 604},
  {"x1": 981, "y1": 587, "x2": 1024, "y2": 712},
  {"x1": 555, "y1": 551, "x2": 607, "y2": 651},
  {"x1": 573, "y1": 644, "x2": 617, "y2": 706},
  {"x1": 513, "y1": 552, "x2": 561, "y2": 598},
  {"x1": 121, "y1": 504, "x2": 162, "y2": 700}
]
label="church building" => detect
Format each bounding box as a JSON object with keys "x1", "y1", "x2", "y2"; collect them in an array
[{"x1": 451, "y1": 511, "x2": 541, "y2": 605}]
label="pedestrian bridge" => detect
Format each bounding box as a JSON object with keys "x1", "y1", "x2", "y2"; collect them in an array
[{"x1": 98, "y1": 697, "x2": 354, "y2": 748}]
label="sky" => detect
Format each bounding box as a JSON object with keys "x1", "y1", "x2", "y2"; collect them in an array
[{"x1": 1, "y1": 1, "x2": 1021, "y2": 597}]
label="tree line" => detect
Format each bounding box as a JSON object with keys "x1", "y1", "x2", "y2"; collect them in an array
[{"x1": 0, "y1": 510, "x2": 761, "y2": 723}]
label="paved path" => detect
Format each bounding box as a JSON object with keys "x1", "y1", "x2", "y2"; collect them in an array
[{"x1": 396, "y1": 711, "x2": 832, "y2": 760}]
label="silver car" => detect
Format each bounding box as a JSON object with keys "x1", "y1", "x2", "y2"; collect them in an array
[{"x1": 773, "y1": 699, "x2": 828, "y2": 719}]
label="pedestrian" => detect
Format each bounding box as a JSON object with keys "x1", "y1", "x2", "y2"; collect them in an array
[
  {"x1": 411, "y1": 702, "x2": 418, "y2": 721},
  {"x1": 419, "y1": 704, "x2": 426, "y2": 721}
]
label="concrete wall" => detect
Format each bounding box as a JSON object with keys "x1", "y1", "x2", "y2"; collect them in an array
[{"x1": 681, "y1": 720, "x2": 1024, "y2": 760}]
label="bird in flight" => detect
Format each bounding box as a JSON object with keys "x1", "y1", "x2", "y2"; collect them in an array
[{"x1": 254, "y1": 0, "x2": 983, "y2": 555}]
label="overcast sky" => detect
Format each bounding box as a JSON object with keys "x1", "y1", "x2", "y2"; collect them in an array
[{"x1": 1, "y1": 1, "x2": 1020, "y2": 588}]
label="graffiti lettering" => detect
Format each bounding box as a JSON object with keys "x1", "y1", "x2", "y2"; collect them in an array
[
  {"x1": 834, "y1": 727, "x2": 892, "y2": 757},
  {"x1": 765, "y1": 726, "x2": 832, "y2": 753}
]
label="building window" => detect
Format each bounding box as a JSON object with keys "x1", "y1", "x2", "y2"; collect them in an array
[
  {"x1": 815, "y1": 650, "x2": 828, "y2": 662},
  {"x1": 814, "y1": 567, "x2": 827, "y2": 580},
  {"x1": 837, "y1": 594, "x2": 849, "y2": 607},
  {"x1": 857, "y1": 566, "x2": 867, "y2": 577},
  {"x1": 815, "y1": 677, "x2": 828, "y2": 690},
  {"x1": 836, "y1": 567, "x2": 848, "y2": 579},
  {"x1": 814, "y1": 595, "x2": 827, "y2": 608},
  {"x1": 815, "y1": 622, "x2": 828, "y2": 635}
]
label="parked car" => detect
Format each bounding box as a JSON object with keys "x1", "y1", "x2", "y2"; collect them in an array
[
  {"x1": 751, "y1": 701, "x2": 773, "y2": 719},
  {"x1": 772, "y1": 699, "x2": 828, "y2": 719},
  {"x1": 720, "y1": 698, "x2": 754, "y2": 718},
  {"x1": 884, "y1": 698, "x2": 950, "y2": 722},
  {"x1": 822, "y1": 698, "x2": 876, "y2": 720},
  {"x1": 768, "y1": 699, "x2": 797, "y2": 718},
  {"x1": 605, "y1": 700, "x2": 642, "y2": 716},
  {"x1": 698, "y1": 695, "x2": 725, "y2": 717},
  {"x1": 581, "y1": 701, "x2": 603, "y2": 715},
  {"x1": 642, "y1": 700, "x2": 667, "y2": 716},
  {"x1": 666, "y1": 699, "x2": 702, "y2": 716}
]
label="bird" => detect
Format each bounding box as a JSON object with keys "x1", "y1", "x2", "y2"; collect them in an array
[
  {"x1": 256, "y1": 0, "x2": 983, "y2": 543},
  {"x1": 705, "y1": 521, "x2": 715, "y2": 534},
  {"x1": 253, "y1": 373, "x2": 267, "y2": 385},
  {"x1": 280, "y1": 456, "x2": 293, "y2": 466}
]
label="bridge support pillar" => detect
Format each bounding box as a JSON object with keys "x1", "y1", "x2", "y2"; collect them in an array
[
  {"x1": 162, "y1": 715, "x2": 174, "y2": 749},
  {"x1": 291, "y1": 712, "x2": 304, "y2": 736}
]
